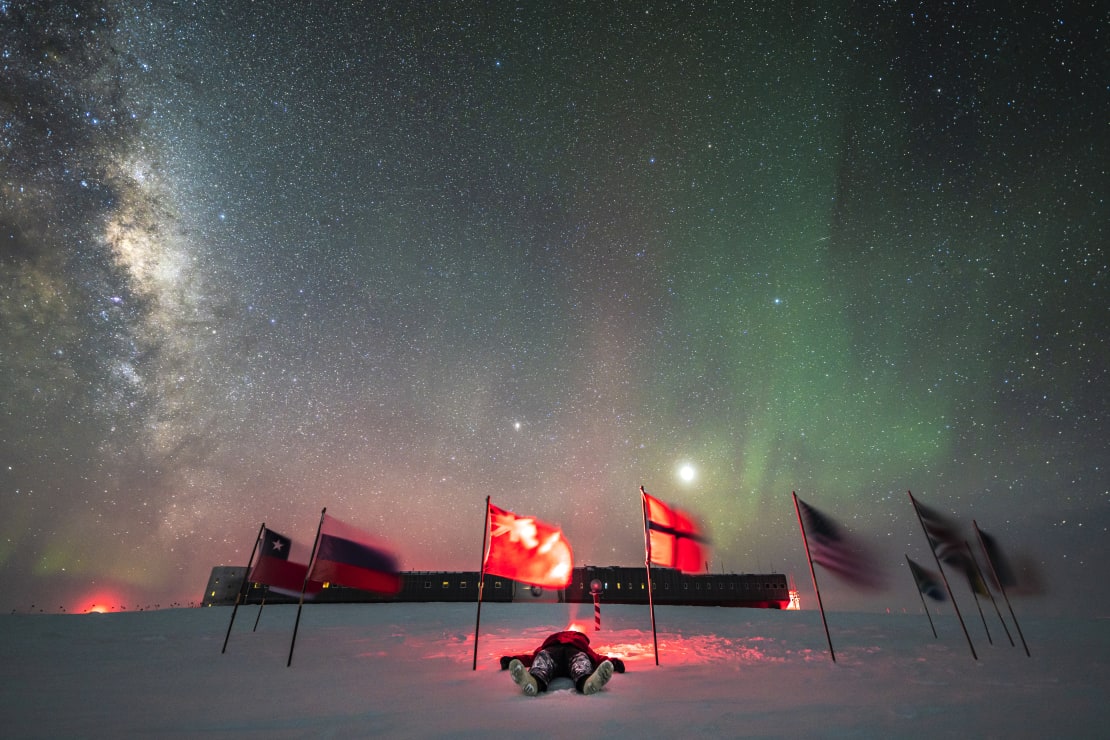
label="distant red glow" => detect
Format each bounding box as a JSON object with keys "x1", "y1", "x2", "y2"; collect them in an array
[
  {"x1": 565, "y1": 621, "x2": 589, "y2": 633},
  {"x1": 75, "y1": 589, "x2": 126, "y2": 614}
]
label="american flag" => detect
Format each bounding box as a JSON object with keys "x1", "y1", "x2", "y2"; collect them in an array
[{"x1": 796, "y1": 497, "x2": 885, "y2": 590}]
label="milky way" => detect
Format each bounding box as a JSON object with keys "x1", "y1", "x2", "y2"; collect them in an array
[{"x1": 1, "y1": 1, "x2": 1106, "y2": 614}]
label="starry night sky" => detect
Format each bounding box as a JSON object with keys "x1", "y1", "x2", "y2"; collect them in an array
[{"x1": 2, "y1": 1, "x2": 1106, "y2": 614}]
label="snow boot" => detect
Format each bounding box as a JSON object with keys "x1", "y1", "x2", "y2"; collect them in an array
[
  {"x1": 582, "y1": 659, "x2": 614, "y2": 695},
  {"x1": 509, "y1": 659, "x2": 539, "y2": 696}
]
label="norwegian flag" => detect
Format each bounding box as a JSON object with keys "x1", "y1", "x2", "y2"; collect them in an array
[{"x1": 642, "y1": 488, "x2": 710, "y2": 574}]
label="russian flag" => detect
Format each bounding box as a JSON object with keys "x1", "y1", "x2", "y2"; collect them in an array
[{"x1": 309, "y1": 514, "x2": 402, "y2": 595}]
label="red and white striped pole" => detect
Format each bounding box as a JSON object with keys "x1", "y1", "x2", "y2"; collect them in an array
[{"x1": 590, "y1": 579, "x2": 602, "y2": 631}]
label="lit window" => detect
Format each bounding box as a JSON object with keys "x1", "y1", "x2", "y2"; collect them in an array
[{"x1": 442, "y1": 581, "x2": 450, "y2": 588}]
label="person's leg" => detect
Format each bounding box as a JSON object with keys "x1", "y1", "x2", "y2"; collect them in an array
[
  {"x1": 568, "y1": 649, "x2": 607, "y2": 693},
  {"x1": 508, "y1": 659, "x2": 539, "y2": 695},
  {"x1": 582, "y1": 660, "x2": 614, "y2": 695},
  {"x1": 525, "y1": 648, "x2": 558, "y2": 693}
]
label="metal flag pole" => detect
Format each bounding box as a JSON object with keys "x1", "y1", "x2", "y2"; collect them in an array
[
  {"x1": 251, "y1": 589, "x2": 268, "y2": 631},
  {"x1": 221, "y1": 522, "x2": 265, "y2": 654},
  {"x1": 906, "y1": 554, "x2": 939, "y2": 639},
  {"x1": 962, "y1": 541, "x2": 993, "y2": 645},
  {"x1": 908, "y1": 492, "x2": 977, "y2": 660},
  {"x1": 793, "y1": 492, "x2": 836, "y2": 662},
  {"x1": 640, "y1": 486, "x2": 660, "y2": 666},
  {"x1": 974, "y1": 520, "x2": 1030, "y2": 657},
  {"x1": 472, "y1": 496, "x2": 491, "y2": 670},
  {"x1": 287, "y1": 507, "x2": 327, "y2": 667},
  {"x1": 967, "y1": 540, "x2": 1015, "y2": 648}
]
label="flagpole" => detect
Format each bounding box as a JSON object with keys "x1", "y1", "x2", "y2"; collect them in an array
[
  {"x1": 967, "y1": 539, "x2": 1015, "y2": 647},
  {"x1": 908, "y1": 491, "x2": 977, "y2": 660},
  {"x1": 963, "y1": 541, "x2": 993, "y2": 645},
  {"x1": 974, "y1": 520, "x2": 1030, "y2": 657},
  {"x1": 221, "y1": 522, "x2": 266, "y2": 654},
  {"x1": 792, "y1": 492, "x2": 836, "y2": 662},
  {"x1": 251, "y1": 590, "x2": 267, "y2": 631},
  {"x1": 906, "y1": 554, "x2": 938, "y2": 639},
  {"x1": 640, "y1": 486, "x2": 659, "y2": 666},
  {"x1": 472, "y1": 496, "x2": 491, "y2": 671},
  {"x1": 287, "y1": 507, "x2": 326, "y2": 667}
]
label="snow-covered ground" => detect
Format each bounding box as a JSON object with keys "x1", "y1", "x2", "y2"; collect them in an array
[{"x1": 2, "y1": 602, "x2": 1105, "y2": 738}]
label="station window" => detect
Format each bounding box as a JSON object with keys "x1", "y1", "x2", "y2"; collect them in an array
[
  {"x1": 459, "y1": 581, "x2": 467, "y2": 589},
  {"x1": 442, "y1": 581, "x2": 450, "y2": 589}
]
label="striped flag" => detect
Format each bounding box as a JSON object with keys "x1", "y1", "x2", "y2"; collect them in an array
[
  {"x1": 912, "y1": 498, "x2": 965, "y2": 561},
  {"x1": 909, "y1": 497, "x2": 991, "y2": 595},
  {"x1": 796, "y1": 497, "x2": 885, "y2": 590},
  {"x1": 308, "y1": 514, "x2": 402, "y2": 595}
]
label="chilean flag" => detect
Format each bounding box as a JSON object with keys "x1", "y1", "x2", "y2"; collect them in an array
[
  {"x1": 308, "y1": 514, "x2": 402, "y2": 595},
  {"x1": 249, "y1": 527, "x2": 321, "y2": 596}
]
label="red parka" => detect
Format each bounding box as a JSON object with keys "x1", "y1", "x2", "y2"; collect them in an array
[{"x1": 499, "y1": 630, "x2": 626, "y2": 673}]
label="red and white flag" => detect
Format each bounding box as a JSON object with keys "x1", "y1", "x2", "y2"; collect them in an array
[
  {"x1": 642, "y1": 489, "x2": 709, "y2": 573},
  {"x1": 249, "y1": 527, "x2": 321, "y2": 596},
  {"x1": 484, "y1": 502, "x2": 573, "y2": 589}
]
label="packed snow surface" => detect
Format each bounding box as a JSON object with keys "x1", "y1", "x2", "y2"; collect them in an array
[{"x1": 2, "y1": 602, "x2": 1106, "y2": 738}]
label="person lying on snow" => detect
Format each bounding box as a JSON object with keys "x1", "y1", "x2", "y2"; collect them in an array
[{"x1": 499, "y1": 630, "x2": 626, "y2": 696}]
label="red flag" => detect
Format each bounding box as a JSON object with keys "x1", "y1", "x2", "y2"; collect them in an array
[
  {"x1": 249, "y1": 527, "x2": 321, "y2": 596},
  {"x1": 642, "y1": 489, "x2": 709, "y2": 573},
  {"x1": 484, "y1": 502, "x2": 573, "y2": 588},
  {"x1": 308, "y1": 514, "x2": 402, "y2": 595}
]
